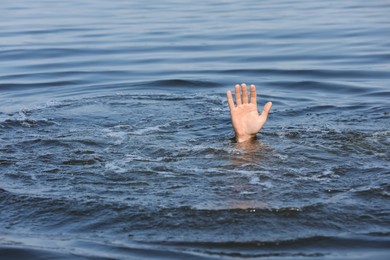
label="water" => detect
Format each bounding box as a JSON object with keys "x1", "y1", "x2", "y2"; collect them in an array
[{"x1": 1, "y1": 0, "x2": 389, "y2": 259}]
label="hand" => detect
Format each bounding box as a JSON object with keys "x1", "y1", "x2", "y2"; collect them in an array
[{"x1": 227, "y1": 83, "x2": 272, "y2": 143}]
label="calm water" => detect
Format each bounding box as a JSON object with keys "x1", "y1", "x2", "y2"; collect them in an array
[{"x1": 1, "y1": 0, "x2": 389, "y2": 259}]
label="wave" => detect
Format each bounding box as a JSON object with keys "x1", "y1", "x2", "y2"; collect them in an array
[
  {"x1": 362, "y1": 91, "x2": 390, "y2": 98},
  {"x1": 0, "y1": 80, "x2": 86, "y2": 91},
  {"x1": 150, "y1": 234, "x2": 390, "y2": 250},
  {"x1": 268, "y1": 80, "x2": 376, "y2": 94},
  {"x1": 213, "y1": 68, "x2": 390, "y2": 79},
  {"x1": 0, "y1": 77, "x2": 222, "y2": 97},
  {"x1": 141, "y1": 236, "x2": 390, "y2": 259},
  {"x1": 1, "y1": 233, "x2": 389, "y2": 260},
  {"x1": 137, "y1": 79, "x2": 222, "y2": 88}
]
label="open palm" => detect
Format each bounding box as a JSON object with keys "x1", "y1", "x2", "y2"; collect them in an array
[{"x1": 227, "y1": 83, "x2": 272, "y2": 142}]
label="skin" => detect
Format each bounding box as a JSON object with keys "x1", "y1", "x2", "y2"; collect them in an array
[{"x1": 227, "y1": 83, "x2": 272, "y2": 143}]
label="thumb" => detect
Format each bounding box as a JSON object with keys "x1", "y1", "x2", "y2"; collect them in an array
[{"x1": 261, "y1": 102, "x2": 272, "y2": 117}]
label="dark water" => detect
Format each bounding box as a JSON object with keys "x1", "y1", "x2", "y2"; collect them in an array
[{"x1": 1, "y1": 0, "x2": 389, "y2": 259}]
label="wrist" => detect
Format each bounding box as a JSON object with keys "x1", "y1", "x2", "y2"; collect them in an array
[{"x1": 236, "y1": 134, "x2": 256, "y2": 143}]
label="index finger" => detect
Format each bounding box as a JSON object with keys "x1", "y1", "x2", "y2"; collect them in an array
[{"x1": 250, "y1": 84, "x2": 257, "y2": 106}]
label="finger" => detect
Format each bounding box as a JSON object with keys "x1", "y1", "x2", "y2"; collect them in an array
[
  {"x1": 226, "y1": 90, "x2": 235, "y2": 110},
  {"x1": 250, "y1": 84, "x2": 257, "y2": 106},
  {"x1": 241, "y1": 83, "x2": 248, "y2": 104},
  {"x1": 260, "y1": 102, "x2": 272, "y2": 118},
  {"x1": 235, "y1": 84, "x2": 242, "y2": 106}
]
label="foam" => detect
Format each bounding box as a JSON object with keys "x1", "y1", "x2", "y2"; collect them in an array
[{"x1": 104, "y1": 161, "x2": 127, "y2": 174}]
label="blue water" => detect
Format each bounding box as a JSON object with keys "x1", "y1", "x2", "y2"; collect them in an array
[{"x1": 1, "y1": 0, "x2": 389, "y2": 259}]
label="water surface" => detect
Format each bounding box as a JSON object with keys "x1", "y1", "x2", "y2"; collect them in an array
[{"x1": 1, "y1": 0, "x2": 389, "y2": 259}]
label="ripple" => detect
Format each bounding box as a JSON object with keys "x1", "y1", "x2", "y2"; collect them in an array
[
  {"x1": 138, "y1": 79, "x2": 222, "y2": 89},
  {"x1": 209, "y1": 68, "x2": 390, "y2": 79},
  {"x1": 269, "y1": 80, "x2": 375, "y2": 94},
  {"x1": 1, "y1": 0, "x2": 390, "y2": 258}
]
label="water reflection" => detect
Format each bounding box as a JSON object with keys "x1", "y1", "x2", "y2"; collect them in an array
[
  {"x1": 224, "y1": 139, "x2": 272, "y2": 210},
  {"x1": 226, "y1": 199, "x2": 268, "y2": 210}
]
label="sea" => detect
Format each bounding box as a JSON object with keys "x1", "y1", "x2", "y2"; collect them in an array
[{"x1": 0, "y1": 0, "x2": 389, "y2": 259}]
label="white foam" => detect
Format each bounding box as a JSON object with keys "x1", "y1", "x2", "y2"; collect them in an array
[
  {"x1": 105, "y1": 161, "x2": 127, "y2": 174},
  {"x1": 130, "y1": 124, "x2": 168, "y2": 135},
  {"x1": 238, "y1": 170, "x2": 273, "y2": 188},
  {"x1": 239, "y1": 191, "x2": 257, "y2": 195},
  {"x1": 248, "y1": 175, "x2": 261, "y2": 185},
  {"x1": 102, "y1": 128, "x2": 127, "y2": 145}
]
